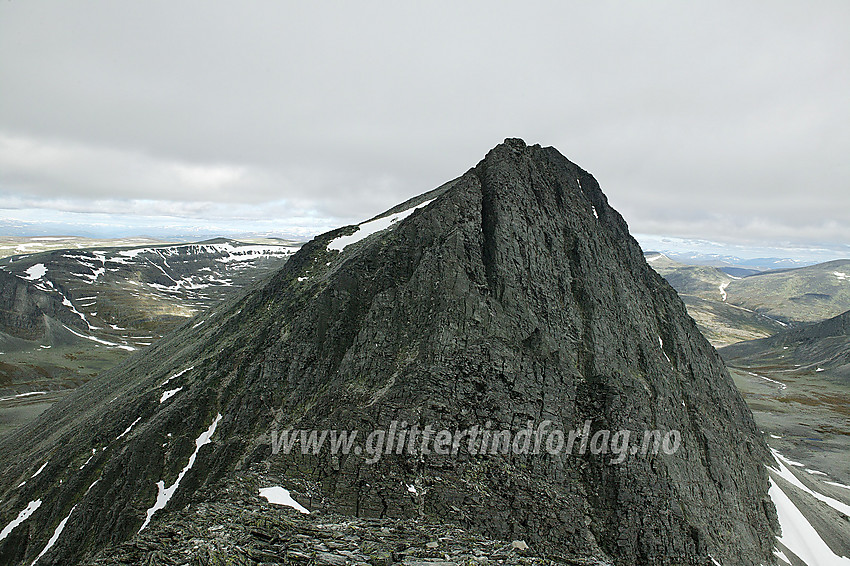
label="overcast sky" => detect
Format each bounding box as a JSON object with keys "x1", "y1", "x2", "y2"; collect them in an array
[{"x1": 1, "y1": 1, "x2": 848, "y2": 258}]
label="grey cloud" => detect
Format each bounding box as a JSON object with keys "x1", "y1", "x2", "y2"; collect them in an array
[{"x1": 0, "y1": 1, "x2": 848, "y2": 247}]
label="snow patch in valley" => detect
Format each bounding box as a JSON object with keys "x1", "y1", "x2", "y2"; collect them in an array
[
  {"x1": 0, "y1": 391, "x2": 47, "y2": 402},
  {"x1": 259, "y1": 487, "x2": 310, "y2": 514},
  {"x1": 328, "y1": 199, "x2": 436, "y2": 252},
  {"x1": 719, "y1": 282, "x2": 729, "y2": 302},
  {"x1": 747, "y1": 371, "x2": 787, "y2": 390},
  {"x1": 771, "y1": 449, "x2": 850, "y2": 517},
  {"x1": 62, "y1": 324, "x2": 135, "y2": 351},
  {"x1": 0, "y1": 500, "x2": 42, "y2": 542},
  {"x1": 139, "y1": 414, "x2": 222, "y2": 532},
  {"x1": 768, "y1": 473, "x2": 850, "y2": 565}
]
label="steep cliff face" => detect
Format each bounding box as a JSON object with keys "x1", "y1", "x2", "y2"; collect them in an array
[
  {"x1": 0, "y1": 270, "x2": 86, "y2": 341},
  {"x1": 0, "y1": 140, "x2": 776, "y2": 566}
]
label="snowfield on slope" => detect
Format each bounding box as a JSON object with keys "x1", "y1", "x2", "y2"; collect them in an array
[
  {"x1": 328, "y1": 199, "x2": 436, "y2": 252},
  {"x1": 259, "y1": 487, "x2": 310, "y2": 514},
  {"x1": 768, "y1": 450, "x2": 850, "y2": 565},
  {"x1": 139, "y1": 414, "x2": 222, "y2": 532}
]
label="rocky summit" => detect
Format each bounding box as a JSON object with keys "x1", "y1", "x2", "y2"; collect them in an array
[{"x1": 0, "y1": 139, "x2": 777, "y2": 565}]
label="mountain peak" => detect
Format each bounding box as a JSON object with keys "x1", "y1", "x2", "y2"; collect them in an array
[
  {"x1": 0, "y1": 141, "x2": 777, "y2": 566},
  {"x1": 499, "y1": 136, "x2": 528, "y2": 150}
]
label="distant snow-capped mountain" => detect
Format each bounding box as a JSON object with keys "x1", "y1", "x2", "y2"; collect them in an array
[{"x1": 0, "y1": 238, "x2": 301, "y2": 400}]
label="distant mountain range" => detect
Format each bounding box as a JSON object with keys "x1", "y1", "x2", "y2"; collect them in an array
[
  {"x1": 646, "y1": 252, "x2": 850, "y2": 347},
  {"x1": 0, "y1": 239, "x2": 300, "y2": 404},
  {"x1": 656, "y1": 252, "x2": 813, "y2": 271}
]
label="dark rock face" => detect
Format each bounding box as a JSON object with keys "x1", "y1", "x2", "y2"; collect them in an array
[
  {"x1": 0, "y1": 140, "x2": 776, "y2": 565},
  {"x1": 0, "y1": 270, "x2": 85, "y2": 341}
]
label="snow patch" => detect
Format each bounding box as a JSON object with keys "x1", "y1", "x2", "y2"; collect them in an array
[
  {"x1": 658, "y1": 337, "x2": 671, "y2": 363},
  {"x1": 62, "y1": 324, "x2": 135, "y2": 350},
  {"x1": 22, "y1": 264, "x2": 47, "y2": 281},
  {"x1": 719, "y1": 282, "x2": 729, "y2": 302},
  {"x1": 31, "y1": 505, "x2": 76, "y2": 565},
  {"x1": 773, "y1": 548, "x2": 791, "y2": 565},
  {"x1": 0, "y1": 500, "x2": 42, "y2": 542},
  {"x1": 160, "y1": 387, "x2": 183, "y2": 404},
  {"x1": 772, "y1": 449, "x2": 850, "y2": 517},
  {"x1": 747, "y1": 371, "x2": 787, "y2": 390},
  {"x1": 0, "y1": 391, "x2": 47, "y2": 402},
  {"x1": 160, "y1": 368, "x2": 193, "y2": 390},
  {"x1": 30, "y1": 461, "x2": 48, "y2": 479},
  {"x1": 116, "y1": 417, "x2": 142, "y2": 441},
  {"x1": 139, "y1": 414, "x2": 222, "y2": 532},
  {"x1": 328, "y1": 199, "x2": 436, "y2": 252},
  {"x1": 79, "y1": 448, "x2": 96, "y2": 470},
  {"x1": 259, "y1": 487, "x2": 310, "y2": 514},
  {"x1": 768, "y1": 475, "x2": 850, "y2": 565}
]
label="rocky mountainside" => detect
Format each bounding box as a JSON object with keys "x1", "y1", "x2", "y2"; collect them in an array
[
  {"x1": 0, "y1": 140, "x2": 776, "y2": 565},
  {"x1": 0, "y1": 270, "x2": 87, "y2": 343}
]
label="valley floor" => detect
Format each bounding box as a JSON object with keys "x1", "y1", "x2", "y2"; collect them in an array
[{"x1": 729, "y1": 366, "x2": 850, "y2": 565}]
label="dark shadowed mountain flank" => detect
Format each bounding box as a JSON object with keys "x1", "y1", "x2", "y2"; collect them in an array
[{"x1": 0, "y1": 139, "x2": 776, "y2": 566}]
